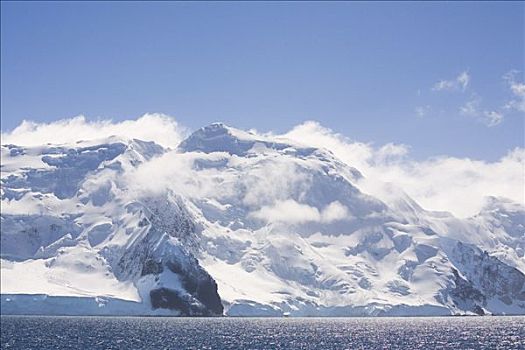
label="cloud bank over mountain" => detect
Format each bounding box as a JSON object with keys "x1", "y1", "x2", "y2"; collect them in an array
[
  {"x1": 2, "y1": 114, "x2": 523, "y2": 218},
  {"x1": 1, "y1": 113, "x2": 187, "y2": 148},
  {"x1": 281, "y1": 121, "x2": 524, "y2": 217}
]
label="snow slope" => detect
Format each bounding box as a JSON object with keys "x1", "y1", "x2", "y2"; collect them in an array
[{"x1": 1, "y1": 124, "x2": 524, "y2": 316}]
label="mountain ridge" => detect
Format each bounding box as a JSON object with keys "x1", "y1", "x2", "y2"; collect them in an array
[{"x1": 1, "y1": 123, "x2": 524, "y2": 316}]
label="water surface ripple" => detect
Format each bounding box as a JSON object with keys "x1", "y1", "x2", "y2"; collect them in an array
[{"x1": 1, "y1": 316, "x2": 524, "y2": 349}]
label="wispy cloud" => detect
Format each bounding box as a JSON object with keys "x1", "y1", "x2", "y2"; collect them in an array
[
  {"x1": 249, "y1": 200, "x2": 350, "y2": 225},
  {"x1": 459, "y1": 95, "x2": 481, "y2": 117},
  {"x1": 414, "y1": 105, "x2": 430, "y2": 118},
  {"x1": 482, "y1": 111, "x2": 504, "y2": 127},
  {"x1": 432, "y1": 71, "x2": 470, "y2": 92},
  {"x1": 459, "y1": 95, "x2": 504, "y2": 127},
  {"x1": 503, "y1": 70, "x2": 525, "y2": 113},
  {"x1": 424, "y1": 69, "x2": 518, "y2": 127}
]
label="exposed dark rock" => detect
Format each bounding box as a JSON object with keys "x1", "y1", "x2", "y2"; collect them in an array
[
  {"x1": 150, "y1": 286, "x2": 222, "y2": 316},
  {"x1": 398, "y1": 260, "x2": 418, "y2": 282},
  {"x1": 150, "y1": 288, "x2": 192, "y2": 315},
  {"x1": 451, "y1": 242, "x2": 525, "y2": 302},
  {"x1": 138, "y1": 217, "x2": 150, "y2": 228},
  {"x1": 166, "y1": 258, "x2": 223, "y2": 316},
  {"x1": 445, "y1": 241, "x2": 525, "y2": 314},
  {"x1": 450, "y1": 268, "x2": 486, "y2": 314},
  {"x1": 141, "y1": 258, "x2": 163, "y2": 276}
]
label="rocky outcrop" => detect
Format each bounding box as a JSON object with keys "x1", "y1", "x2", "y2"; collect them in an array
[{"x1": 446, "y1": 242, "x2": 525, "y2": 314}]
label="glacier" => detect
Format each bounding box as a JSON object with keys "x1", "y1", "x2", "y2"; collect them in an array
[{"x1": 1, "y1": 123, "x2": 524, "y2": 316}]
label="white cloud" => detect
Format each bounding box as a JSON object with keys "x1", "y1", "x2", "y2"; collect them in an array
[
  {"x1": 482, "y1": 111, "x2": 504, "y2": 127},
  {"x1": 503, "y1": 70, "x2": 525, "y2": 113},
  {"x1": 280, "y1": 121, "x2": 375, "y2": 172},
  {"x1": 459, "y1": 96, "x2": 481, "y2": 117},
  {"x1": 0, "y1": 113, "x2": 187, "y2": 148},
  {"x1": 124, "y1": 150, "x2": 236, "y2": 199},
  {"x1": 432, "y1": 71, "x2": 470, "y2": 92},
  {"x1": 320, "y1": 201, "x2": 350, "y2": 222},
  {"x1": 250, "y1": 199, "x2": 321, "y2": 224},
  {"x1": 124, "y1": 143, "x2": 316, "y2": 218},
  {"x1": 281, "y1": 121, "x2": 524, "y2": 218},
  {"x1": 240, "y1": 160, "x2": 311, "y2": 208},
  {"x1": 374, "y1": 143, "x2": 410, "y2": 165},
  {"x1": 415, "y1": 105, "x2": 430, "y2": 118},
  {"x1": 459, "y1": 95, "x2": 504, "y2": 127},
  {"x1": 427, "y1": 69, "x2": 523, "y2": 127},
  {"x1": 249, "y1": 200, "x2": 350, "y2": 224},
  {"x1": 457, "y1": 71, "x2": 470, "y2": 91},
  {"x1": 367, "y1": 148, "x2": 524, "y2": 217}
]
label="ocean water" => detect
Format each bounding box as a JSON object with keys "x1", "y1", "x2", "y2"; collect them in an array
[{"x1": 1, "y1": 316, "x2": 524, "y2": 349}]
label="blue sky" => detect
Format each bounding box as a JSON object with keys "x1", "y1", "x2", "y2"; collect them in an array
[{"x1": 1, "y1": 1, "x2": 523, "y2": 161}]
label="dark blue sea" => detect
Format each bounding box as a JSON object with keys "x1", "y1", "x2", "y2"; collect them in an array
[{"x1": 1, "y1": 316, "x2": 524, "y2": 349}]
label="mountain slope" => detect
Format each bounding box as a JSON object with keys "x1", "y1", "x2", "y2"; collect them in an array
[{"x1": 1, "y1": 124, "x2": 524, "y2": 316}]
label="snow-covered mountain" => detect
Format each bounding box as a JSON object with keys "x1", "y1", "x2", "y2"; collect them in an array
[{"x1": 1, "y1": 123, "x2": 524, "y2": 316}]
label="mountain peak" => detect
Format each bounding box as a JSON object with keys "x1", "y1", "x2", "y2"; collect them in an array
[
  {"x1": 207, "y1": 121, "x2": 231, "y2": 129},
  {"x1": 194, "y1": 122, "x2": 256, "y2": 140},
  {"x1": 178, "y1": 122, "x2": 288, "y2": 156}
]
